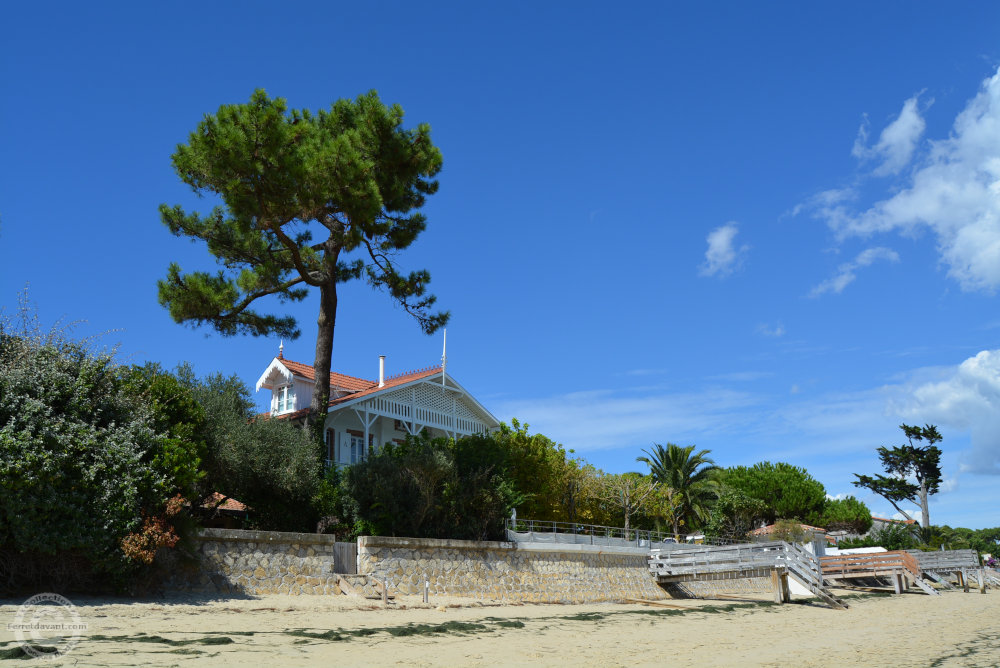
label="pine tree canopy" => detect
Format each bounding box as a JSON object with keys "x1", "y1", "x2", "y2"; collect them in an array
[
  {"x1": 157, "y1": 89, "x2": 449, "y2": 425},
  {"x1": 159, "y1": 89, "x2": 447, "y2": 338}
]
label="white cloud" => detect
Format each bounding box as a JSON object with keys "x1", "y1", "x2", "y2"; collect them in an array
[
  {"x1": 813, "y1": 68, "x2": 1000, "y2": 293},
  {"x1": 495, "y1": 387, "x2": 762, "y2": 452},
  {"x1": 810, "y1": 246, "x2": 900, "y2": 296},
  {"x1": 892, "y1": 349, "x2": 1000, "y2": 474},
  {"x1": 852, "y1": 94, "x2": 928, "y2": 176},
  {"x1": 939, "y1": 475, "x2": 960, "y2": 494},
  {"x1": 699, "y1": 222, "x2": 748, "y2": 278},
  {"x1": 757, "y1": 322, "x2": 785, "y2": 338}
]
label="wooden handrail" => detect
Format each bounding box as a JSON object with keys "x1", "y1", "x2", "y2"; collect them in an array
[{"x1": 821, "y1": 550, "x2": 918, "y2": 577}]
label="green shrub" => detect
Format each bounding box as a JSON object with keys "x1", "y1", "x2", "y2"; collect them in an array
[
  {"x1": 342, "y1": 431, "x2": 521, "y2": 541},
  {"x1": 0, "y1": 316, "x2": 184, "y2": 590},
  {"x1": 816, "y1": 496, "x2": 872, "y2": 534},
  {"x1": 838, "y1": 522, "x2": 920, "y2": 551}
]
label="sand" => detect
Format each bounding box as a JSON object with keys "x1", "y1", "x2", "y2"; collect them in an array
[{"x1": 2, "y1": 587, "x2": 999, "y2": 667}]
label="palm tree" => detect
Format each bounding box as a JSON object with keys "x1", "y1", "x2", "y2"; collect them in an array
[{"x1": 637, "y1": 443, "x2": 719, "y2": 537}]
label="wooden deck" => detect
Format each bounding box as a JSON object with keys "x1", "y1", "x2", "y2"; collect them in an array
[
  {"x1": 648, "y1": 542, "x2": 847, "y2": 609},
  {"x1": 821, "y1": 551, "x2": 939, "y2": 595}
]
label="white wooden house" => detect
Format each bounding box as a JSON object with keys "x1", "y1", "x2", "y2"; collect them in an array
[{"x1": 255, "y1": 350, "x2": 500, "y2": 467}]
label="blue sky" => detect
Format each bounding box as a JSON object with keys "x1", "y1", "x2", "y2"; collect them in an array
[{"x1": 3, "y1": 3, "x2": 1000, "y2": 528}]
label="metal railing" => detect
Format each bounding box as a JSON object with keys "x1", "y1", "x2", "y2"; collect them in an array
[{"x1": 505, "y1": 518, "x2": 708, "y2": 549}]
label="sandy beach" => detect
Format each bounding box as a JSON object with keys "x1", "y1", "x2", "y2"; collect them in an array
[{"x1": 3, "y1": 586, "x2": 999, "y2": 667}]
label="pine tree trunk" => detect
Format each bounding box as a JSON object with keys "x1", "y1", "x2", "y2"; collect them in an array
[
  {"x1": 308, "y1": 279, "x2": 338, "y2": 450},
  {"x1": 919, "y1": 483, "x2": 930, "y2": 528}
]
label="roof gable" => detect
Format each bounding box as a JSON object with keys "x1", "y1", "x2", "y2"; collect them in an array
[
  {"x1": 330, "y1": 368, "x2": 500, "y2": 428},
  {"x1": 256, "y1": 357, "x2": 375, "y2": 393},
  {"x1": 263, "y1": 358, "x2": 500, "y2": 429}
]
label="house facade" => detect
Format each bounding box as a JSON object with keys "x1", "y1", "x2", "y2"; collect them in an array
[{"x1": 256, "y1": 350, "x2": 500, "y2": 468}]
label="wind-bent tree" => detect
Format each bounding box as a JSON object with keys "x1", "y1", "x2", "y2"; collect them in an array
[
  {"x1": 853, "y1": 424, "x2": 942, "y2": 529},
  {"x1": 637, "y1": 443, "x2": 718, "y2": 536},
  {"x1": 158, "y1": 90, "x2": 448, "y2": 432}
]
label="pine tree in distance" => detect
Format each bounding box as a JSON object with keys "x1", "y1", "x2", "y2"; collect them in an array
[{"x1": 157, "y1": 90, "x2": 448, "y2": 433}]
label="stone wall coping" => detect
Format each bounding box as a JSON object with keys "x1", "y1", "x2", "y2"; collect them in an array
[
  {"x1": 358, "y1": 535, "x2": 648, "y2": 557},
  {"x1": 515, "y1": 542, "x2": 650, "y2": 557},
  {"x1": 359, "y1": 536, "x2": 517, "y2": 551},
  {"x1": 197, "y1": 528, "x2": 338, "y2": 546}
]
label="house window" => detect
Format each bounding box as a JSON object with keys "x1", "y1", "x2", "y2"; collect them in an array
[
  {"x1": 349, "y1": 434, "x2": 365, "y2": 464},
  {"x1": 325, "y1": 429, "x2": 335, "y2": 462},
  {"x1": 276, "y1": 385, "x2": 295, "y2": 413}
]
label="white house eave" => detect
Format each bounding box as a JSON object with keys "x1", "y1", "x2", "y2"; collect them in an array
[
  {"x1": 424, "y1": 375, "x2": 501, "y2": 428},
  {"x1": 255, "y1": 358, "x2": 297, "y2": 392},
  {"x1": 328, "y1": 371, "x2": 500, "y2": 428}
]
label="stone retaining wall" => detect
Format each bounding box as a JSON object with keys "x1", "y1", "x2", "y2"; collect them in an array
[
  {"x1": 165, "y1": 531, "x2": 766, "y2": 602},
  {"x1": 165, "y1": 528, "x2": 343, "y2": 596},
  {"x1": 358, "y1": 536, "x2": 668, "y2": 604}
]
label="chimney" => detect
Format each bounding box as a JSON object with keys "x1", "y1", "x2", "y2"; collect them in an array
[{"x1": 378, "y1": 355, "x2": 386, "y2": 387}]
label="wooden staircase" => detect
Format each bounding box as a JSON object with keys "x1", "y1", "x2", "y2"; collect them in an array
[
  {"x1": 783, "y1": 542, "x2": 849, "y2": 609},
  {"x1": 648, "y1": 541, "x2": 846, "y2": 609}
]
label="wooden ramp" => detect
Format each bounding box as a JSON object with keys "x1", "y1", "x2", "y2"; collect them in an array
[
  {"x1": 648, "y1": 542, "x2": 847, "y2": 610},
  {"x1": 821, "y1": 551, "x2": 939, "y2": 596},
  {"x1": 906, "y1": 549, "x2": 984, "y2": 591}
]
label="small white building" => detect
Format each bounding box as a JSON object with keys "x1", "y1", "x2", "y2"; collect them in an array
[{"x1": 256, "y1": 350, "x2": 500, "y2": 468}]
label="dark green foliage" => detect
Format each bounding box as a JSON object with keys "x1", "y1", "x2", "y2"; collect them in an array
[
  {"x1": 124, "y1": 364, "x2": 208, "y2": 499},
  {"x1": 178, "y1": 367, "x2": 322, "y2": 532},
  {"x1": 719, "y1": 462, "x2": 826, "y2": 524},
  {"x1": 448, "y1": 434, "x2": 524, "y2": 541},
  {"x1": 703, "y1": 489, "x2": 769, "y2": 542},
  {"x1": 853, "y1": 424, "x2": 942, "y2": 528},
  {"x1": 637, "y1": 443, "x2": 718, "y2": 534},
  {"x1": 341, "y1": 431, "x2": 521, "y2": 541},
  {"x1": 159, "y1": 89, "x2": 446, "y2": 337},
  {"x1": 816, "y1": 496, "x2": 872, "y2": 534},
  {"x1": 0, "y1": 315, "x2": 186, "y2": 589}
]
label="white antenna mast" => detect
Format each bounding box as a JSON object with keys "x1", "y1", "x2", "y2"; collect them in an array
[{"x1": 441, "y1": 328, "x2": 447, "y2": 389}]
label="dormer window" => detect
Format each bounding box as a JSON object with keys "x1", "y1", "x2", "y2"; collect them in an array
[{"x1": 276, "y1": 384, "x2": 296, "y2": 413}]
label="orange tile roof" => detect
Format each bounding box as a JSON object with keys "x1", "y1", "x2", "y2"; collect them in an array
[
  {"x1": 196, "y1": 492, "x2": 248, "y2": 512},
  {"x1": 329, "y1": 365, "x2": 442, "y2": 407},
  {"x1": 750, "y1": 522, "x2": 827, "y2": 536},
  {"x1": 279, "y1": 358, "x2": 376, "y2": 392},
  {"x1": 272, "y1": 360, "x2": 443, "y2": 419}
]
